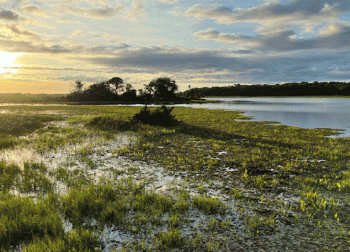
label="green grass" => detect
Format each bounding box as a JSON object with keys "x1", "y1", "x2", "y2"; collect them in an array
[
  {"x1": 0, "y1": 194, "x2": 64, "y2": 250},
  {"x1": 0, "y1": 114, "x2": 58, "y2": 150}
]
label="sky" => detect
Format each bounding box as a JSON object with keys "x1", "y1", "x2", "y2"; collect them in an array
[{"x1": 0, "y1": 0, "x2": 350, "y2": 93}]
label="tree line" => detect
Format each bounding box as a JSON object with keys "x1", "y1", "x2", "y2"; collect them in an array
[
  {"x1": 181, "y1": 81, "x2": 350, "y2": 97},
  {"x1": 65, "y1": 77, "x2": 191, "y2": 103}
]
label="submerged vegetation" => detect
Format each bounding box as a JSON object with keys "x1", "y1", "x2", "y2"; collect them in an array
[{"x1": 0, "y1": 104, "x2": 349, "y2": 251}]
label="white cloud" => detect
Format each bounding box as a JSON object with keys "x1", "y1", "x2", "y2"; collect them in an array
[
  {"x1": 21, "y1": 5, "x2": 49, "y2": 17},
  {"x1": 127, "y1": 0, "x2": 146, "y2": 20},
  {"x1": 192, "y1": 22, "x2": 350, "y2": 52}
]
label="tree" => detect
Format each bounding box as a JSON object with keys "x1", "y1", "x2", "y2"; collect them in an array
[
  {"x1": 107, "y1": 77, "x2": 124, "y2": 95},
  {"x1": 75, "y1": 81, "x2": 84, "y2": 92},
  {"x1": 85, "y1": 82, "x2": 116, "y2": 101},
  {"x1": 145, "y1": 77, "x2": 178, "y2": 101},
  {"x1": 120, "y1": 83, "x2": 137, "y2": 101}
]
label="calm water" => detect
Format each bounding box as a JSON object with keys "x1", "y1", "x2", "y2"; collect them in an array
[{"x1": 177, "y1": 97, "x2": 350, "y2": 137}]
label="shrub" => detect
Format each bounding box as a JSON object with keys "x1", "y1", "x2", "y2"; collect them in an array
[{"x1": 132, "y1": 105, "x2": 178, "y2": 126}]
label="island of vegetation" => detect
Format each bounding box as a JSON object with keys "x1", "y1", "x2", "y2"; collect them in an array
[{"x1": 66, "y1": 77, "x2": 200, "y2": 104}]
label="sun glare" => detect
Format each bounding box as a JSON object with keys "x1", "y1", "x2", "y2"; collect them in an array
[{"x1": 0, "y1": 51, "x2": 22, "y2": 74}]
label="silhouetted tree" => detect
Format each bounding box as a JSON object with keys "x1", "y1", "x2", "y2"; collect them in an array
[
  {"x1": 75, "y1": 81, "x2": 84, "y2": 92},
  {"x1": 120, "y1": 84, "x2": 137, "y2": 101},
  {"x1": 144, "y1": 77, "x2": 178, "y2": 101},
  {"x1": 84, "y1": 82, "x2": 116, "y2": 101},
  {"x1": 107, "y1": 77, "x2": 124, "y2": 95}
]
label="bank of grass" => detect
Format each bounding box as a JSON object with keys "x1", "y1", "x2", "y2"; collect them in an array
[{"x1": 0, "y1": 105, "x2": 349, "y2": 251}]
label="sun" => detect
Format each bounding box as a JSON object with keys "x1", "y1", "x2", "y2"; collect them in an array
[{"x1": 0, "y1": 51, "x2": 22, "y2": 74}]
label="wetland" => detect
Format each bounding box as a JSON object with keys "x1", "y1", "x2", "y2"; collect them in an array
[{"x1": 0, "y1": 104, "x2": 349, "y2": 251}]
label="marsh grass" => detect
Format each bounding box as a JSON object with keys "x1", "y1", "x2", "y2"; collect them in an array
[
  {"x1": 22, "y1": 228, "x2": 103, "y2": 252},
  {"x1": 118, "y1": 107, "x2": 350, "y2": 250},
  {"x1": 0, "y1": 161, "x2": 53, "y2": 195},
  {"x1": 0, "y1": 194, "x2": 64, "y2": 250},
  {"x1": 0, "y1": 161, "x2": 21, "y2": 192},
  {"x1": 0, "y1": 105, "x2": 350, "y2": 251},
  {"x1": 17, "y1": 162, "x2": 54, "y2": 194},
  {"x1": 87, "y1": 115, "x2": 137, "y2": 132},
  {"x1": 0, "y1": 114, "x2": 58, "y2": 150}
]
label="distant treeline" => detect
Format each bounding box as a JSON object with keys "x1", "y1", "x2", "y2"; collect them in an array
[{"x1": 182, "y1": 81, "x2": 350, "y2": 97}]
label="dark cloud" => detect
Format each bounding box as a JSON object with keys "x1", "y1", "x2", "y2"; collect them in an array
[
  {"x1": 0, "y1": 10, "x2": 20, "y2": 21},
  {"x1": 0, "y1": 38, "x2": 72, "y2": 53},
  {"x1": 184, "y1": 1, "x2": 350, "y2": 24},
  {"x1": 76, "y1": 45, "x2": 350, "y2": 84},
  {"x1": 83, "y1": 47, "x2": 251, "y2": 72},
  {"x1": 65, "y1": 5, "x2": 124, "y2": 19},
  {"x1": 1, "y1": 24, "x2": 38, "y2": 37}
]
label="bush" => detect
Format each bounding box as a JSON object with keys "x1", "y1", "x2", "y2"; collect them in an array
[{"x1": 132, "y1": 105, "x2": 178, "y2": 126}]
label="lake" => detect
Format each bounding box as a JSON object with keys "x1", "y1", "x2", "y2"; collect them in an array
[{"x1": 176, "y1": 97, "x2": 350, "y2": 138}]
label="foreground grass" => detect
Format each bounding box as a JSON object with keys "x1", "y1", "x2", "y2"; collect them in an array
[{"x1": 0, "y1": 105, "x2": 349, "y2": 251}]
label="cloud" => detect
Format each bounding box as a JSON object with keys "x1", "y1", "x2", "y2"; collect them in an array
[
  {"x1": 68, "y1": 30, "x2": 121, "y2": 44},
  {"x1": 127, "y1": 0, "x2": 146, "y2": 20},
  {"x1": 82, "y1": 46, "x2": 255, "y2": 73},
  {"x1": 0, "y1": 38, "x2": 73, "y2": 53},
  {"x1": 0, "y1": 10, "x2": 20, "y2": 21},
  {"x1": 65, "y1": 5, "x2": 124, "y2": 19},
  {"x1": 156, "y1": 0, "x2": 177, "y2": 3},
  {"x1": 3, "y1": 42, "x2": 350, "y2": 87},
  {"x1": 71, "y1": 44, "x2": 350, "y2": 86},
  {"x1": 51, "y1": 74, "x2": 107, "y2": 83},
  {"x1": 183, "y1": 1, "x2": 350, "y2": 32},
  {"x1": 192, "y1": 22, "x2": 350, "y2": 52},
  {"x1": 193, "y1": 29, "x2": 260, "y2": 46},
  {"x1": 21, "y1": 5, "x2": 49, "y2": 17},
  {"x1": 0, "y1": 23, "x2": 38, "y2": 37},
  {"x1": 0, "y1": 32, "x2": 129, "y2": 55}
]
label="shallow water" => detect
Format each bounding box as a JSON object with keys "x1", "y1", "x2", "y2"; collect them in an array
[{"x1": 177, "y1": 97, "x2": 350, "y2": 137}]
